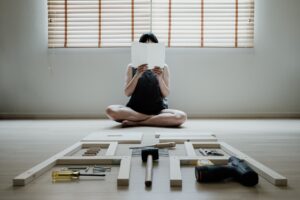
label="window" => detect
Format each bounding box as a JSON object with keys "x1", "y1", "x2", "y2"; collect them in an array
[{"x1": 48, "y1": 0, "x2": 254, "y2": 48}]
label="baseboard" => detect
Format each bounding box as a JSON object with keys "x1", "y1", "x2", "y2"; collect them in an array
[
  {"x1": 0, "y1": 113, "x2": 300, "y2": 120},
  {"x1": 0, "y1": 114, "x2": 103, "y2": 120},
  {"x1": 187, "y1": 113, "x2": 300, "y2": 119}
]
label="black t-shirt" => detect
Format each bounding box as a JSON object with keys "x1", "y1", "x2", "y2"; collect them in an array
[{"x1": 126, "y1": 67, "x2": 168, "y2": 115}]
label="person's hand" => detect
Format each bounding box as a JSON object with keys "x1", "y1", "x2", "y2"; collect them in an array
[
  {"x1": 136, "y1": 64, "x2": 148, "y2": 77},
  {"x1": 152, "y1": 66, "x2": 163, "y2": 79}
]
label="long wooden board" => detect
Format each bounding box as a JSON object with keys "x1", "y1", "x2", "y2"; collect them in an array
[
  {"x1": 156, "y1": 132, "x2": 217, "y2": 143},
  {"x1": 155, "y1": 132, "x2": 216, "y2": 138},
  {"x1": 170, "y1": 156, "x2": 182, "y2": 187},
  {"x1": 82, "y1": 132, "x2": 143, "y2": 144},
  {"x1": 117, "y1": 156, "x2": 132, "y2": 186}
]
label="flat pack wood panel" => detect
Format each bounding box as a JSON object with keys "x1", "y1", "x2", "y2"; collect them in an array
[
  {"x1": 156, "y1": 132, "x2": 217, "y2": 143},
  {"x1": 82, "y1": 132, "x2": 143, "y2": 144}
]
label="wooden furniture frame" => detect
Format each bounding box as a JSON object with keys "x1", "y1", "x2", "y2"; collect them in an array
[
  {"x1": 13, "y1": 142, "x2": 131, "y2": 187},
  {"x1": 169, "y1": 142, "x2": 287, "y2": 187},
  {"x1": 155, "y1": 132, "x2": 217, "y2": 143}
]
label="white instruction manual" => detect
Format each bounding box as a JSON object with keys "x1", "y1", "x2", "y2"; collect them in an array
[{"x1": 131, "y1": 42, "x2": 165, "y2": 69}]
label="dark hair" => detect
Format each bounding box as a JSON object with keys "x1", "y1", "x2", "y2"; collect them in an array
[{"x1": 139, "y1": 32, "x2": 159, "y2": 43}]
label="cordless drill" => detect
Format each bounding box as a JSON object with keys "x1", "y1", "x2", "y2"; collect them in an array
[{"x1": 195, "y1": 156, "x2": 259, "y2": 186}]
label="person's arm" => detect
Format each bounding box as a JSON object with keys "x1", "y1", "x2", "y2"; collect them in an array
[
  {"x1": 152, "y1": 65, "x2": 170, "y2": 97},
  {"x1": 124, "y1": 64, "x2": 148, "y2": 97}
]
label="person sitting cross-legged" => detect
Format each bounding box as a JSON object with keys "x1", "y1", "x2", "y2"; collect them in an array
[{"x1": 106, "y1": 32, "x2": 187, "y2": 127}]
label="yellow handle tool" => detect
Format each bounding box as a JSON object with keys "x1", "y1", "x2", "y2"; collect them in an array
[{"x1": 52, "y1": 170, "x2": 105, "y2": 181}]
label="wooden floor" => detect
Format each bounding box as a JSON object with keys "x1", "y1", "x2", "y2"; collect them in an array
[{"x1": 0, "y1": 119, "x2": 300, "y2": 200}]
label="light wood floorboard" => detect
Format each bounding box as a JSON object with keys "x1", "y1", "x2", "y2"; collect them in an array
[{"x1": 0, "y1": 119, "x2": 300, "y2": 200}]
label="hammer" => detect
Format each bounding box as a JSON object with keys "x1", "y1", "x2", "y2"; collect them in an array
[{"x1": 141, "y1": 148, "x2": 159, "y2": 187}]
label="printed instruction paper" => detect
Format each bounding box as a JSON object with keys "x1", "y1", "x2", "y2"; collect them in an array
[{"x1": 131, "y1": 42, "x2": 165, "y2": 69}]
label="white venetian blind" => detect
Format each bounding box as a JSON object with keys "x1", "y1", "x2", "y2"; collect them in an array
[
  {"x1": 48, "y1": 0, "x2": 254, "y2": 48},
  {"x1": 152, "y1": 0, "x2": 254, "y2": 47},
  {"x1": 48, "y1": 0, "x2": 150, "y2": 47}
]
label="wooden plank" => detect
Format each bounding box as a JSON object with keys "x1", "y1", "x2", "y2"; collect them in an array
[
  {"x1": 184, "y1": 142, "x2": 196, "y2": 156},
  {"x1": 13, "y1": 142, "x2": 82, "y2": 186},
  {"x1": 105, "y1": 142, "x2": 118, "y2": 156},
  {"x1": 157, "y1": 132, "x2": 217, "y2": 144},
  {"x1": 155, "y1": 132, "x2": 216, "y2": 138},
  {"x1": 82, "y1": 132, "x2": 143, "y2": 144},
  {"x1": 219, "y1": 142, "x2": 288, "y2": 186},
  {"x1": 117, "y1": 156, "x2": 131, "y2": 186},
  {"x1": 170, "y1": 156, "x2": 182, "y2": 187},
  {"x1": 56, "y1": 156, "x2": 123, "y2": 165},
  {"x1": 178, "y1": 156, "x2": 229, "y2": 165},
  {"x1": 160, "y1": 137, "x2": 217, "y2": 144}
]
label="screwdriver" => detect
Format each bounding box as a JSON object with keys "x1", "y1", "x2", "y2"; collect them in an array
[
  {"x1": 52, "y1": 170, "x2": 105, "y2": 181},
  {"x1": 130, "y1": 142, "x2": 176, "y2": 149}
]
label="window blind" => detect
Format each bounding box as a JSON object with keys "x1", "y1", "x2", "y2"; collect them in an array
[
  {"x1": 48, "y1": 0, "x2": 254, "y2": 48},
  {"x1": 48, "y1": 0, "x2": 150, "y2": 47}
]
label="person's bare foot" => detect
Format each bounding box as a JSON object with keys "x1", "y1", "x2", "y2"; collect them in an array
[{"x1": 121, "y1": 120, "x2": 139, "y2": 127}]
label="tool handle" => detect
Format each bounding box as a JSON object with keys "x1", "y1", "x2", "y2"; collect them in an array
[
  {"x1": 79, "y1": 173, "x2": 106, "y2": 177},
  {"x1": 154, "y1": 142, "x2": 176, "y2": 148},
  {"x1": 145, "y1": 154, "x2": 153, "y2": 187}
]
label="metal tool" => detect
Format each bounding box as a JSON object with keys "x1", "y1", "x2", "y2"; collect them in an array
[
  {"x1": 93, "y1": 165, "x2": 111, "y2": 173},
  {"x1": 130, "y1": 142, "x2": 176, "y2": 149},
  {"x1": 199, "y1": 149, "x2": 224, "y2": 156},
  {"x1": 64, "y1": 166, "x2": 89, "y2": 170},
  {"x1": 52, "y1": 170, "x2": 105, "y2": 182}
]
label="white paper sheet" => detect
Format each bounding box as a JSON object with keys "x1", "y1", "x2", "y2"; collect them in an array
[{"x1": 131, "y1": 42, "x2": 165, "y2": 69}]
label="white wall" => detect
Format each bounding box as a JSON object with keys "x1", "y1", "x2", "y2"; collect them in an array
[{"x1": 0, "y1": 0, "x2": 300, "y2": 118}]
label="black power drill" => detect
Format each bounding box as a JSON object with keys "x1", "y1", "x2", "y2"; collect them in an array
[{"x1": 195, "y1": 156, "x2": 259, "y2": 186}]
